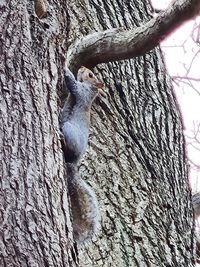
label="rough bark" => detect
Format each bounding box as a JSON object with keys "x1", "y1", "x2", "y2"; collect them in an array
[
  {"x1": 0, "y1": 0, "x2": 196, "y2": 266},
  {"x1": 193, "y1": 192, "x2": 200, "y2": 218},
  {"x1": 67, "y1": 0, "x2": 200, "y2": 73},
  {"x1": 0, "y1": 1, "x2": 78, "y2": 266},
  {"x1": 193, "y1": 192, "x2": 200, "y2": 262},
  {"x1": 67, "y1": 0, "x2": 195, "y2": 266}
]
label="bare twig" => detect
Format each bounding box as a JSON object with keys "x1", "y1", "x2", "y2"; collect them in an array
[{"x1": 173, "y1": 75, "x2": 200, "y2": 82}]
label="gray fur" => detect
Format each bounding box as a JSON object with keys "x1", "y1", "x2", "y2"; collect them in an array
[
  {"x1": 61, "y1": 68, "x2": 98, "y2": 163},
  {"x1": 67, "y1": 164, "x2": 101, "y2": 244},
  {"x1": 61, "y1": 68, "x2": 101, "y2": 245}
]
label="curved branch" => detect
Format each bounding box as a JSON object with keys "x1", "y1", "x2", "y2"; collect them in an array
[{"x1": 67, "y1": 0, "x2": 200, "y2": 72}]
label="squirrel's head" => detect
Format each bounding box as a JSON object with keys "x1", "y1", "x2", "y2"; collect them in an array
[{"x1": 77, "y1": 66, "x2": 105, "y2": 92}]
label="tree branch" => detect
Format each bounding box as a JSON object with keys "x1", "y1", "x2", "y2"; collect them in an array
[{"x1": 67, "y1": 0, "x2": 200, "y2": 72}]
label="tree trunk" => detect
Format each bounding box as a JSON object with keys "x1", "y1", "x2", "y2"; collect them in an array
[
  {"x1": 67, "y1": 0, "x2": 195, "y2": 266},
  {"x1": 0, "y1": 0, "x2": 195, "y2": 266},
  {"x1": 0, "y1": 1, "x2": 78, "y2": 266}
]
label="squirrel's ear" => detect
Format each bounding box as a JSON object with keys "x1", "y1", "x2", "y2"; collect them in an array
[
  {"x1": 77, "y1": 68, "x2": 84, "y2": 82},
  {"x1": 77, "y1": 66, "x2": 87, "y2": 81}
]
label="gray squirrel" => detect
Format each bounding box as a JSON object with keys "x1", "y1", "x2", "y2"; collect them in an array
[
  {"x1": 60, "y1": 66, "x2": 104, "y2": 244},
  {"x1": 61, "y1": 66, "x2": 104, "y2": 163}
]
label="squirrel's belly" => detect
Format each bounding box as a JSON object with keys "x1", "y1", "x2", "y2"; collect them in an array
[{"x1": 62, "y1": 122, "x2": 88, "y2": 162}]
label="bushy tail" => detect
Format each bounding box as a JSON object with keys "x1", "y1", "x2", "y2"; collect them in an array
[{"x1": 66, "y1": 163, "x2": 101, "y2": 245}]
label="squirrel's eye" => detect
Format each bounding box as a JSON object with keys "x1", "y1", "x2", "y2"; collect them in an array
[{"x1": 89, "y1": 73, "x2": 93, "y2": 78}]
